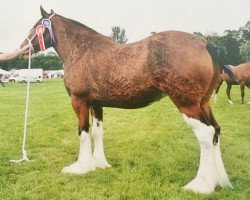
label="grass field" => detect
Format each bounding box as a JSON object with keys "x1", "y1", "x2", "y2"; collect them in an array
[{"x1": 0, "y1": 79, "x2": 249, "y2": 200}]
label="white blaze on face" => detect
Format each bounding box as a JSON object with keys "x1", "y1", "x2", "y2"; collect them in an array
[
  {"x1": 91, "y1": 117, "x2": 111, "y2": 169},
  {"x1": 182, "y1": 114, "x2": 232, "y2": 193}
]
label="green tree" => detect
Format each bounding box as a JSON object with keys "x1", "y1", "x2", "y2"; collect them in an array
[
  {"x1": 238, "y1": 21, "x2": 250, "y2": 62},
  {"x1": 0, "y1": 51, "x2": 63, "y2": 71},
  {"x1": 110, "y1": 26, "x2": 128, "y2": 44},
  {"x1": 240, "y1": 40, "x2": 250, "y2": 62},
  {"x1": 0, "y1": 57, "x2": 28, "y2": 71},
  {"x1": 238, "y1": 21, "x2": 250, "y2": 42},
  {"x1": 206, "y1": 31, "x2": 243, "y2": 65},
  {"x1": 222, "y1": 33, "x2": 243, "y2": 65}
]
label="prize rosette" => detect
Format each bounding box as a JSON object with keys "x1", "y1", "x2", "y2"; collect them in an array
[{"x1": 36, "y1": 25, "x2": 46, "y2": 51}]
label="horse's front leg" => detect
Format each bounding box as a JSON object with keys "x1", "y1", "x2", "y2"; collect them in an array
[
  {"x1": 226, "y1": 84, "x2": 233, "y2": 105},
  {"x1": 62, "y1": 95, "x2": 96, "y2": 174},
  {"x1": 90, "y1": 107, "x2": 111, "y2": 169}
]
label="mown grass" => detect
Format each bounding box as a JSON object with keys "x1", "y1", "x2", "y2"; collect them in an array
[{"x1": 0, "y1": 79, "x2": 249, "y2": 200}]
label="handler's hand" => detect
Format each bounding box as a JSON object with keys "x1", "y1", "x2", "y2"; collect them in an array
[{"x1": 20, "y1": 44, "x2": 33, "y2": 54}]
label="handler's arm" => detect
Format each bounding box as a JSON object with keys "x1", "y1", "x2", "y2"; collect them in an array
[{"x1": 0, "y1": 45, "x2": 30, "y2": 62}]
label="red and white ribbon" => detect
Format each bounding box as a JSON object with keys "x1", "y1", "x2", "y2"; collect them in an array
[{"x1": 35, "y1": 25, "x2": 46, "y2": 51}]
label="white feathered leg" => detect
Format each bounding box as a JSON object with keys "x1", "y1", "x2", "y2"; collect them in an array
[
  {"x1": 91, "y1": 117, "x2": 111, "y2": 169},
  {"x1": 62, "y1": 131, "x2": 96, "y2": 174},
  {"x1": 213, "y1": 138, "x2": 232, "y2": 188},
  {"x1": 182, "y1": 114, "x2": 232, "y2": 193}
]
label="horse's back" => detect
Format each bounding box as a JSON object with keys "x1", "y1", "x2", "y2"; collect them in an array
[
  {"x1": 96, "y1": 31, "x2": 214, "y2": 108},
  {"x1": 233, "y1": 63, "x2": 250, "y2": 83},
  {"x1": 109, "y1": 31, "x2": 213, "y2": 94}
]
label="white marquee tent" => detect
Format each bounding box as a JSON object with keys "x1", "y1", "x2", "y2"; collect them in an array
[{"x1": 0, "y1": 69, "x2": 10, "y2": 75}]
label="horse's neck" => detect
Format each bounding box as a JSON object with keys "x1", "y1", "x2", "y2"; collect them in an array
[{"x1": 53, "y1": 18, "x2": 113, "y2": 63}]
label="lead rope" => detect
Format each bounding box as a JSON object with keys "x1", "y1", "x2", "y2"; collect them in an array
[
  {"x1": 10, "y1": 13, "x2": 56, "y2": 163},
  {"x1": 10, "y1": 39, "x2": 32, "y2": 163}
]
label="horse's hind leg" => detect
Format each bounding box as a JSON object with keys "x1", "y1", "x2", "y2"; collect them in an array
[
  {"x1": 214, "y1": 79, "x2": 223, "y2": 103},
  {"x1": 246, "y1": 84, "x2": 250, "y2": 104},
  {"x1": 90, "y1": 106, "x2": 111, "y2": 169},
  {"x1": 179, "y1": 103, "x2": 231, "y2": 193},
  {"x1": 226, "y1": 83, "x2": 234, "y2": 105},
  {"x1": 240, "y1": 82, "x2": 245, "y2": 104},
  {"x1": 62, "y1": 95, "x2": 96, "y2": 174},
  {"x1": 200, "y1": 101, "x2": 220, "y2": 144},
  {"x1": 180, "y1": 105, "x2": 217, "y2": 193},
  {"x1": 200, "y1": 101, "x2": 232, "y2": 188}
]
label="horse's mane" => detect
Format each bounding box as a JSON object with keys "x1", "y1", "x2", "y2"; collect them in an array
[{"x1": 57, "y1": 14, "x2": 98, "y2": 34}]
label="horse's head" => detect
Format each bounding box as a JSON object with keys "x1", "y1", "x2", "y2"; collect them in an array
[{"x1": 20, "y1": 6, "x2": 57, "y2": 56}]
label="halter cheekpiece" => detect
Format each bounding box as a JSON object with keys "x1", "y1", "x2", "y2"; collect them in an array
[{"x1": 27, "y1": 13, "x2": 56, "y2": 52}]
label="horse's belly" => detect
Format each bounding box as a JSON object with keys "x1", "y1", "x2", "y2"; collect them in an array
[{"x1": 92, "y1": 90, "x2": 165, "y2": 109}]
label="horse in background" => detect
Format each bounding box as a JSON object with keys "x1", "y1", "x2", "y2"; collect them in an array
[
  {"x1": 20, "y1": 7, "x2": 232, "y2": 194},
  {"x1": 214, "y1": 63, "x2": 250, "y2": 104}
]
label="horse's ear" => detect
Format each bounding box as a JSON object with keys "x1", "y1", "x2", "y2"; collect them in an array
[
  {"x1": 40, "y1": 6, "x2": 49, "y2": 17},
  {"x1": 50, "y1": 9, "x2": 55, "y2": 14}
]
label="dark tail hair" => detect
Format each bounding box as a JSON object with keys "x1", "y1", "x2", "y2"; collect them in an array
[
  {"x1": 206, "y1": 42, "x2": 239, "y2": 81},
  {"x1": 206, "y1": 41, "x2": 225, "y2": 67}
]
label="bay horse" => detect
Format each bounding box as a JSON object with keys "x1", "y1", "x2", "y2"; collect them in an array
[
  {"x1": 20, "y1": 7, "x2": 232, "y2": 193},
  {"x1": 214, "y1": 63, "x2": 250, "y2": 105}
]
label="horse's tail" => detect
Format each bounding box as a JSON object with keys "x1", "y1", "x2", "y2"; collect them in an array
[
  {"x1": 206, "y1": 42, "x2": 239, "y2": 83},
  {"x1": 206, "y1": 41, "x2": 225, "y2": 68}
]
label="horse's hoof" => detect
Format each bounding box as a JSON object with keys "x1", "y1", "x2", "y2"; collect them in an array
[
  {"x1": 93, "y1": 157, "x2": 111, "y2": 169},
  {"x1": 62, "y1": 161, "x2": 96, "y2": 174},
  {"x1": 228, "y1": 100, "x2": 234, "y2": 105},
  {"x1": 183, "y1": 178, "x2": 215, "y2": 194}
]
